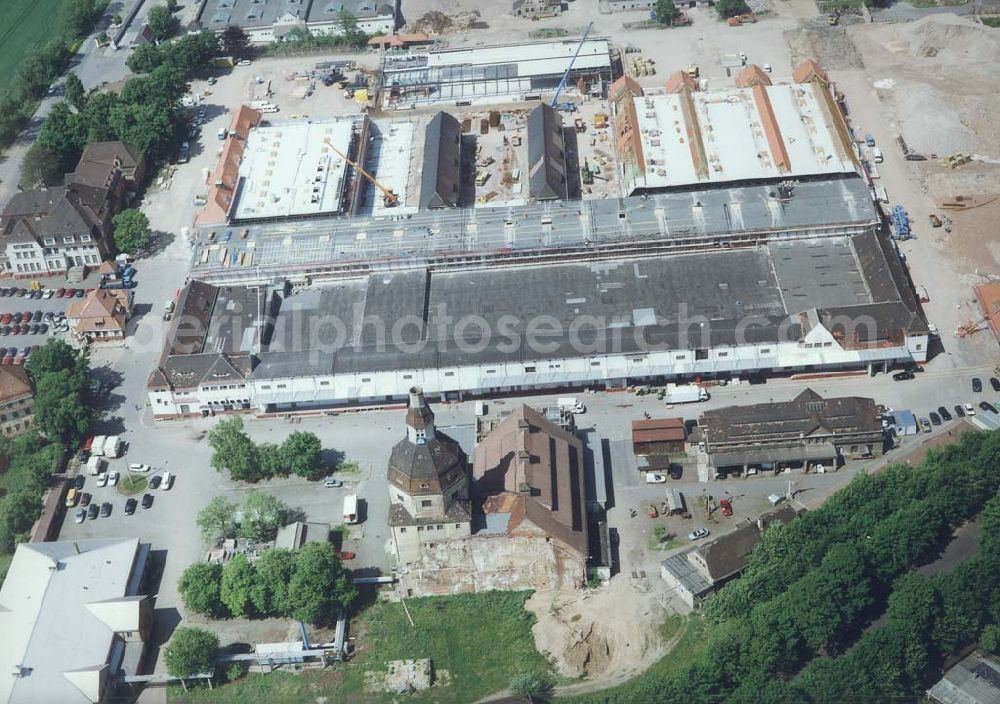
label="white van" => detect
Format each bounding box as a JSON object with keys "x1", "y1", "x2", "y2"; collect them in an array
[
  {"x1": 161, "y1": 471, "x2": 173, "y2": 490},
  {"x1": 872, "y1": 147, "x2": 883, "y2": 163},
  {"x1": 343, "y1": 494, "x2": 358, "y2": 524}
]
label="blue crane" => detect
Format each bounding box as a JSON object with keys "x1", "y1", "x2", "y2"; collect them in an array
[{"x1": 551, "y1": 22, "x2": 594, "y2": 112}]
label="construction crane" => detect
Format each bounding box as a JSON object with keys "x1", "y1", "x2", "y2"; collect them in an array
[
  {"x1": 551, "y1": 21, "x2": 594, "y2": 112},
  {"x1": 323, "y1": 137, "x2": 399, "y2": 207}
]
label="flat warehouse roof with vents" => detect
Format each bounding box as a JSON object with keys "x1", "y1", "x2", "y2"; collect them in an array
[
  {"x1": 232, "y1": 116, "x2": 363, "y2": 221},
  {"x1": 632, "y1": 82, "x2": 857, "y2": 190}
]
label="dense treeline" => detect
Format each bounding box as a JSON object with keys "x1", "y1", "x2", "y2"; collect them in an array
[
  {"x1": 0, "y1": 340, "x2": 94, "y2": 552},
  {"x1": 0, "y1": 0, "x2": 106, "y2": 148},
  {"x1": 178, "y1": 543, "x2": 356, "y2": 625},
  {"x1": 575, "y1": 430, "x2": 1000, "y2": 704},
  {"x1": 21, "y1": 31, "x2": 219, "y2": 188}
]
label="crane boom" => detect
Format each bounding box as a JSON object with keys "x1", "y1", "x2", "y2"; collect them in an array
[
  {"x1": 324, "y1": 138, "x2": 399, "y2": 206},
  {"x1": 551, "y1": 22, "x2": 594, "y2": 109}
]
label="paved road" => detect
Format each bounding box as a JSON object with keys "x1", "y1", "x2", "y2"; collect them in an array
[{"x1": 0, "y1": 0, "x2": 155, "y2": 204}]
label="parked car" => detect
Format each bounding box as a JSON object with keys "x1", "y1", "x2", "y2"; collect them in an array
[
  {"x1": 938, "y1": 406, "x2": 952, "y2": 421},
  {"x1": 97, "y1": 472, "x2": 109, "y2": 487},
  {"x1": 647, "y1": 504, "x2": 658, "y2": 518},
  {"x1": 108, "y1": 470, "x2": 119, "y2": 486},
  {"x1": 720, "y1": 498, "x2": 733, "y2": 516},
  {"x1": 964, "y1": 403, "x2": 977, "y2": 416},
  {"x1": 124, "y1": 498, "x2": 137, "y2": 515},
  {"x1": 141, "y1": 493, "x2": 154, "y2": 509},
  {"x1": 973, "y1": 378, "x2": 983, "y2": 393},
  {"x1": 31, "y1": 311, "x2": 42, "y2": 322},
  {"x1": 892, "y1": 370, "x2": 914, "y2": 381},
  {"x1": 920, "y1": 417, "x2": 932, "y2": 432},
  {"x1": 929, "y1": 412, "x2": 941, "y2": 426},
  {"x1": 322, "y1": 477, "x2": 343, "y2": 488},
  {"x1": 688, "y1": 528, "x2": 710, "y2": 540},
  {"x1": 80, "y1": 492, "x2": 91, "y2": 507},
  {"x1": 11, "y1": 313, "x2": 21, "y2": 324},
  {"x1": 65, "y1": 488, "x2": 79, "y2": 507},
  {"x1": 645, "y1": 472, "x2": 667, "y2": 484},
  {"x1": 162, "y1": 471, "x2": 173, "y2": 490},
  {"x1": 73, "y1": 474, "x2": 85, "y2": 490},
  {"x1": 87, "y1": 503, "x2": 99, "y2": 520},
  {"x1": 100, "y1": 502, "x2": 112, "y2": 517},
  {"x1": 74, "y1": 508, "x2": 86, "y2": 523},
  {"x1": 338, "y1": 551, "x2": 356, "y2": 560},
  {"x1": 128, "y1": 463, "x2": 151, "y2": 472},
  {"x1": 991, "y1": 377, "x2": 1000, "y2": 392},
  {"x1": 955, "y1": 405, "x2": 966, "y2": 418},
  {"x1": 980, "y1": 402, "x2": 998, "y2": 414},
  {"x1": 0, "y1": 327, "x2": 9, "y2": 336},
  {"x1": 56, "y1": 288, "x2": 66, "y2": 298},
  {"x1": 74, "y1": 288, "x2": 85, "y2": 298},
  {"x1": 148, "y1": 475, "x2": 162, "y2": 490}
]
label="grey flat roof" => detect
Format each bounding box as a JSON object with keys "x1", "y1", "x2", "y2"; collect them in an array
[
  {"x1": 307, "y1": 0, "x2": 394, "y2": 22},
  {"x1": 0, "y1": 539, "x2": 146, "y2": 704},
  {"x1": 245, "y1": 233, "x2": 915, "y2": 379},
  {"x1": 197, "y1": 0, "x2": 308, "y2": 30},
  {"x1": 661, "y1": 549, "x2": 713, "y2": 596},
  {"x1": 191, "y1": 175, "x2": 879, "y2": 276}
]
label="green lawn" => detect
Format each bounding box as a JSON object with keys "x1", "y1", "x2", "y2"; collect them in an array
[
  {"x1": 0, "y1": 0, "x2": 68, "y2": 96},
  {"x1": 170, "y1": 591, "x2": 552, "y2": 704}
]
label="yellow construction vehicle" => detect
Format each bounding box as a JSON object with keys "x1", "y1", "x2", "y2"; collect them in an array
[{"x1": 323, "y1": 138, "x2": 399, "y2": 207}]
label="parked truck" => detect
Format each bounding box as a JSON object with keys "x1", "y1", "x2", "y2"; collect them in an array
[
  {"x1": 343, "y1": 494, "x2": 359, "y2": 524},
  {"x1": 90, "y1": 434, "x2": 107, "y2": 457},
  {"x1": 664, "y1": 384, "x2": 709, "y2": 404},
  {"x1": 86, "y1": 456, "x2": 106, "y2": 476},
  {"x1": 103, "y1": 435, "x2": 123, "y2": 459}
]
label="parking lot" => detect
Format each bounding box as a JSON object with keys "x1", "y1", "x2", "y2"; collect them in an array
[{"x1": 0, "y1": 285, "x2": 90, "y2": 361}]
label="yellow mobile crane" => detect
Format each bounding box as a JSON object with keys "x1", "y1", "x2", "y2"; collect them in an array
[{"x1": 323, "y1": 138, "x2": 399, "y2": 207}]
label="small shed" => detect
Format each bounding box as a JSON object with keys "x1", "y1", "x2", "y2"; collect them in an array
[
  {"x1": 632, "y1": 417, "x2": 686, "y2": 456},
  {"x1": 894, "y1": 410, "x2": 918, "y2": 436}
]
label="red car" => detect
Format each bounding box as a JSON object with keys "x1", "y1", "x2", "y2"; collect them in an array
[
  {"x1": 14, "y1": 355, "x2": 24, "y2": 365},
  {"x1": 720, "y1": 499, "x2": 733, "y2": 517},
  {"x1": 1, "y1": 356, "x2": 12, "y2": 365},
  {"x1": 22, "y1": 310, "x2": 32, "y2": 321},
  {"x1": 0, "y1": 313, "x2": 11, "y2": 325},
  {"x1": 56, "y1": 287, "x2": 66, "y2": 297},
  {"x1": 338, "y1": 551, "x2": 356, "y2": 561}
]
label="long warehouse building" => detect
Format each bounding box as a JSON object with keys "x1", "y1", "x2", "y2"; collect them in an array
[{"x1": 149, "y1": 230, "x2": 928, "y2": 418}]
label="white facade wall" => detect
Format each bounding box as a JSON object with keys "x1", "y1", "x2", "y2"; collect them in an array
[
  {"x1": 5, "y1": 240, "x2": 102, "y2": 275},
  {"x1": 149, "y1": 334, "x2": 927, "y2": 417}
]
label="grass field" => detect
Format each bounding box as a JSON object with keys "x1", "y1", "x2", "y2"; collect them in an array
[
  {"x1": 169, "y1": 591, "x2": 553, "y2": 704},
  {"x1": 0, "y1": 0, "x2": 68, "y2": 96}
]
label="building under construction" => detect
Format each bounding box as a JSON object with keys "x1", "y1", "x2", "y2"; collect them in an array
[
  {"x1": 610, "y1": 60, "x2": 859, "y2": 196},
  {"x1": 380, "y1": 38, "x2": 614, "y2": 109}
]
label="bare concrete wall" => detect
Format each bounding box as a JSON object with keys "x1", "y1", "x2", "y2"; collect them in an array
[{"x1": 398, "y1": 533, "x2": 586, "y2": 596}]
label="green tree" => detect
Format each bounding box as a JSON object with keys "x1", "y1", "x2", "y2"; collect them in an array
[
  {"x1": 197, "y1": 496, "x2": 238, "y2": 543},
  {"x1": 221, "y1": 25, "x2": 251, "y2": 59},
  {"x1": 164, "y1": 627, "x2": 219, "y2": 678},
  {"x1": 338, "y1": 10, "x2": 366, "y2": 48},
  {"x1": 982, "y1": 624, "x2": 1000, "y2": 655},
  {"x1": 509, "y1": 673, "x2": 553, "y2": 697},
  {"x1": 0, "y1": 97, "x2": 26, "y2": 145},
  {"x1": 64, "y1": 72, "x2": 87, "y2": 111},
  {"x1": 20, "y1": 143, "x2": 69, "y2": 189},
  {"x1": 178, "y1": 562, "x2": 227, "y2": 617},
  {"x1": 715, "y1": 0, "x2": 751, "y2": 18},
  {"x1": 33, "y1": 370, "x2": 93, "y2": 445},
  {"x1": 237, "y1": 490, "x2": 288, "y2": 542},
  {"x1": 654, "y1": 0, "x2": 680, "y2": 24},
  {"x1": 36, "y1": 101, "x2": 87, "y2": 171},
  {"x1": 288, "y1": 542, "x2": 356, "y2": 624},
  {"x1": 166, "y1": 0, "x2": 179, "y2": 11},
  {"x1": 250, "y1": 548, "x2": 297, "y2": 615},
  {"x1": 281, "y1": 431, "x2": 324, "y2": 480},
  {"x1": 208, "y1": 417, "x2": 264, "y2": 482},
  {"x1": 147, "y1": 5, "x2": 178, "y2": 40},
  {"x1": 220, "y1": 553, "x2": 257, "y2": 617},
  {"x1": 81, "y1": 91, "x2": 121, "y2": 143},
  {"x1": 25, "y1": 339, "x2": 88, "y2": 379},
  {"x1": 59, "y1": 0, "x2": 100, "y2": 39},
  {"x1": 0, "y1": 490, "x2": 44, "y2": 551},
  {"x1": 112, "y1": 209, "x2": 152, "y2": 254},
  {"x1": 127, "y1": 44, "x2": 166, "y2": 74}
]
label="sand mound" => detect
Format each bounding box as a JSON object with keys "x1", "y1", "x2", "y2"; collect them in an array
[{"x1": 893, "y1": 14, "x2": 1000, "y2": 63}]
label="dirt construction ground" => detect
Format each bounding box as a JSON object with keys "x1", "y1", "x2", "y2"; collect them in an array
[{"x1": 379, "y1": 0, "x2": 1000, "y2": 691}]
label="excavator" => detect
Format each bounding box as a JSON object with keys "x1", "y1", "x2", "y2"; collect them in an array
[{"x1": 323, "y1": 137, "x2": 399, "y2": 207}]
